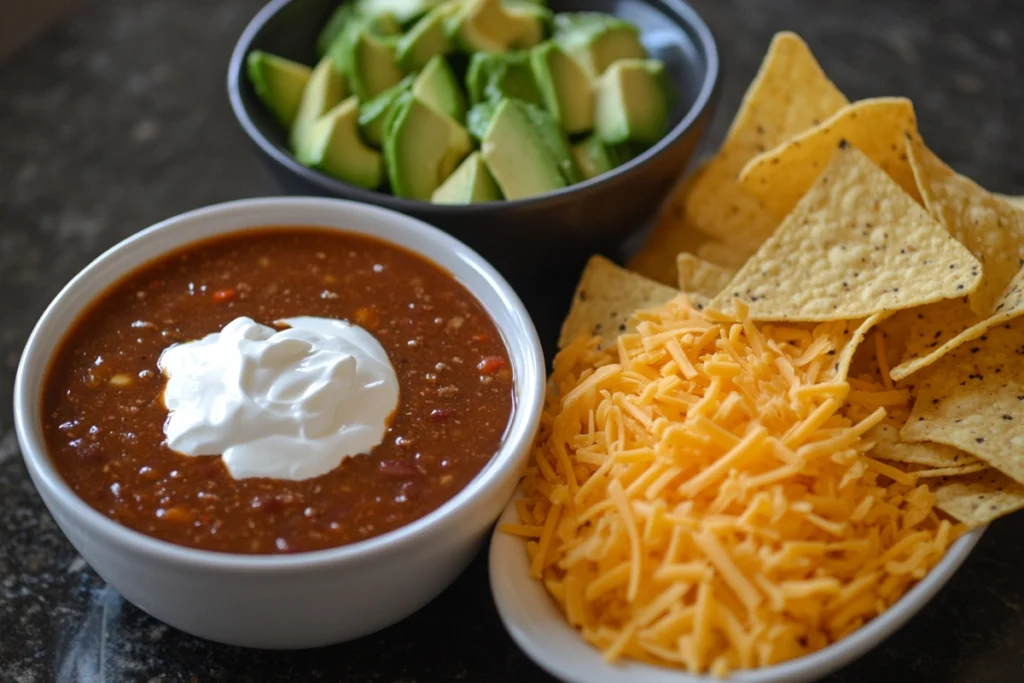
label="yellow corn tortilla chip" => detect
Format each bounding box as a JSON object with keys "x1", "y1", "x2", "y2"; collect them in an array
[
  {"x1": 739, "y1": 98, "x2": 922, "y2": 220},
  {"x1": 910, "y1": 463, "x2": 989, "y2": 478},
  {"x1": 907, "y1": 135, "x2": 1024, "y2": 316},
  {"x1": 997, "y1": 194, "x2": 1024, "y2": 210},
  {"x1": 708, "y1": 143, "x2": 983, "y2": 321},
  {"x1": 676, "y1": 254, "x2": 735, "y2": 297},
  {"x1": 902, "y1": 318, "x2": 1024, "y2": 483},
  {"x1": 831, "y1": 312, "x2": 890, "y2": 381},
  {"x1": 932, "y1": 469, "x2": 1024, "y2": 527},
  {"x1": 723, "y1": 32, "x2": 848, "y2": 160},
  {"x1": 886, "y1": 267, "x2": 1024, "y2": 380},
  {"x1": 631, "y1": 33, "x2": 848, "y2": 284},
  {"x1": 868, "y1": 423, "x2": 983, "y2": 468},
  {"x1": 695, "y1": 239, "x2": 754, "y2": 271},
  {"x1": 630, "y1": 156, "x2": 773, "y2": 284},
  {"x1": 559, "y1": 256, "x2": 680, "y2": 349}
]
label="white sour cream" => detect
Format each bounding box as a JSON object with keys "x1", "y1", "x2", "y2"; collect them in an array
[{"x1": 158, "y1": 316, "x2": 399, "y2": 481}]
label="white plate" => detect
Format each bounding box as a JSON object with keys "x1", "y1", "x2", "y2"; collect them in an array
[{"x1": 490, "y1": 493, "x2": 983, "y2": 683}]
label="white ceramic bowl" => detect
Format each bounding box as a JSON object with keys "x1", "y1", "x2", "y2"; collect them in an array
[
  {"x1": 490, "y1": 494, "x2": 984, "y2": 683},
  {"x1": 14, "y1": 197, "x2": 545, "y2": 649}
]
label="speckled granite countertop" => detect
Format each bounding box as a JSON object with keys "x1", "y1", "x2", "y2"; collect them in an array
[{"x1": 1, "y1": 0, "x2": 1022, "y2": 681}]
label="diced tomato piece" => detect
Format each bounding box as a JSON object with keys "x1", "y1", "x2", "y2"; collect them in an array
[
  {"x1": 211, "y1": 288, "x2": 235, "y2": 303},
  {"x1": 477, "y1": 356, "x2": 506, "y2": 375}
]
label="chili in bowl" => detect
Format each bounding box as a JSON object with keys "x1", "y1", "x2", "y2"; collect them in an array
[{"x1": 13, "y1": 197, "x2": 545, "y2": 648}]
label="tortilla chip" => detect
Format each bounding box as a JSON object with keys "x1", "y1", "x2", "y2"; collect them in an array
[
  {"x1": 907, "y1": 135, "x2": 1024, "y2": 316},
  {"x1": 631, "y1": 33, "x2": 848, "y2": 284},
  {"x1": 676, "y1": 254, "x2": 735, "y2": 297},
  {"x1": 831, "y1": 313, "x2": 890, "y2": 381},
  {"x1": 708, "y1": 143, "x2": 982, "y2": 321},
  {"x1": 910, "y1": 463, "x2": 989, "y2": 478},
  {"x1": 997, "y1": 194, "x2": 1024, "y2": 210},
  {"x1": 695, "y1": 239, "x2": 754, "y2": 271},
  {"x1": 739, "y1": 98, "x2": 921, "y2": 220},
  {"x1": 559, "y1": 256, "x2": 680, "y2": 349},
  {"x1": 886, "y1": 267, "x2": 1024, "y2": 380},
  {"x1": 723, "y1": 32, "x2": 848, "y2": 160},
  {"x1": 868, "y1": 423, "x2": 983, "y2": 468},
  {"x1": 902, "y1": 318, "x2": 1024, "y2": 483},
  {"x1": 630, "y1": 157, "x2": 772, "y2": 284},
  {"x1": 932, "y1": 469, "x2": 1024, "y2": 527}
]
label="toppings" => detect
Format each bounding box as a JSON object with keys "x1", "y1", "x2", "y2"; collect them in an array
[{"x1": 511, "y1": 295, "x2": 959, "y2": 674}]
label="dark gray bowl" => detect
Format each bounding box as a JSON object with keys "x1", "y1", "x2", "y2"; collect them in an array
[{"x1": 227, "y1": 0, "x2": 719, "y2": 273}]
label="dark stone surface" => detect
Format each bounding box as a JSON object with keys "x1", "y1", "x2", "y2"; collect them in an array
[{"x1": 0, "y1": 0, "x2": 1022, "y2": 681}]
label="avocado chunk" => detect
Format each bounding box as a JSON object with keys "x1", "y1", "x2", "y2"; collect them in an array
[
  {"x1": 530, "y1": 41, "x2": 593, "y2": 134},
  {"x1": 316, "y1": 3, "x2": 359, "y2": 57},
  {"x1": 465, "y1": 52, "x2": 541, "y2": 106},
  {"x1": 465, "y1": 99, "x2": 498, "y2": 141},
  {"x1": 447, "y1": 0, "x2": 545, "y2": 53},
  {"x1": 246, "y1": 51, "x2": 312, "y2": 128},
  {"x1": 357, "y1": 74, "x2": 415, "y2": 146},
  {"x1": 295, "y1": 97, "x2": 384, "y2": 189},
  {"x1": 554, "y1": 13, "x2": 646, "y2": 78},
  {"x1": 594, "y1": 58, "x2": 668, "y2": 145},
  {"x1": 356, "y1": 0, "x2": 441, "y2": 25},
  {"x1": 518, "y1": 100, "x2": 583, "y2": 184},
  {"x1": 330, "y1": 26, "x2": 405, "y2": 101},
  {"x1": 412, "y1": 56, "x2": 466, "y2": 121},
  {"x1": 480, "y1": 98, "x2": 567, "y2": 199},
  {"x1": 396, "y1": 1, "x2": 459, "y2": 71},
  {"x1": 571, "y1": 134, "x2": 615, "y2": 179},
  {"x1": 289, "y1": 56, "x2": 346, "y2": 152},
  {"x1": 385, "y1": 95, "x2": 473, "y2": 200},
  {"x1": 432, "y1": 151, "x2": 501, "y2": 203}
]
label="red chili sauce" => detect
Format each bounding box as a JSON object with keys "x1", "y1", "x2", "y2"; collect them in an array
[{"x1": 42, "y1": 228, "x2": 514, "y2": 554}]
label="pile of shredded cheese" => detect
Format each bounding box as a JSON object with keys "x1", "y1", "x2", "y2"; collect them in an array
[{"x1": 506, "y1": 296, "x2": 961, "y2": 677}]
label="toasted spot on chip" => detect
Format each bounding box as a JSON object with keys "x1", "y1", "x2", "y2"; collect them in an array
[
  {"x1": 676, "y1": 253, "x2": 735, "y2": 298},
  {"x1": 631, "y1": 32, "x2": 848, "y2": 284},
  {"x1": 708, "y1": 144, "x2": 982, "y2": 321},
  {"x1": 886, "y1": 268, "x2": 1024, "y2": 380},
  {"x1": 559, "y1": 256, "x2": 681, "y2": 349},
  {"x1": 739, "y1": 98, "x2": 921, "y2": 220},
  {"x1": 906, "y1": 135, "x2": 1024, "y2": 316},
  {"x1": 932, "y1": 469, "x2": 1024, "y2": 527},
  {"x1": 902, "y1": 318, "x2": 1024, "y2": 484}
]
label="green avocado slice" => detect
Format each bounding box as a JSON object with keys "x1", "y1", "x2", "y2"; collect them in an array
[
  {"x1": 530, "y1": 41, "x2": 593, "y2": 134},
  {"x1": 432, "y1": 151, "x2": 501, "y2": 203},
  {"x1": 357, "y1": 74, "x2": 415, "y2": 147},
  {"x1": 384, "y1": 94, "x2": 472, "y2": 200},
  {"x1": 356, "y1": 0, "x2": 442, "y2": 24},
  {"x1": 480, "y1": 98, "x2": 567, "y2": 200},
  {"x1": 594, "y1": 58, "x2": 668, "y2": 146},
  {"x1": 295, "y1": 96, "x2": 384, "y2": 189},
  {"x1": 554, "y1": 12, "x2": 647, "y2": 78},
  {"x1": 446, "y1": 0, "x2": 545, "y2": 53},
  {"x1": 396, "y1": 1, "x2": 460, "y2": 71},
  {"x1": 412, "y1": 55, "x2": 467, "y2": 122},
  {"x1": 571, "y1": 134, "x2": 615, "y2": 180},
  {"x1": 246, "y1": 51, "x2": 312, "y2": 128},
  {"x1": 465, "y1": 52, "x2": 541, "y2": 106},
  {"x1": 289, "y1": 56, "x2": 346, "y2": 152}
]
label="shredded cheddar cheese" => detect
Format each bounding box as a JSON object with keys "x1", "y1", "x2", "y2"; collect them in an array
[{"x1": 508, "y1": 296, "x2": 962, "y2": 676}]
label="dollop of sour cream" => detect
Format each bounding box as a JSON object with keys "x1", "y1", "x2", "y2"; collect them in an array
[{"x1": 158, "y1": 316, "x2": 399, "y2": 481}]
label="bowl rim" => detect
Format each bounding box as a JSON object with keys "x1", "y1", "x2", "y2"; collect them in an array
[
  {"x1": 489, "y1": 492, "x2": 985, "y2": 682},
  {"x1": 13, "y1": 196, "x2": 546, "y2": 572},
  {"x1": 226, "y1": 0, "x2": 720, "y2": 211}
]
